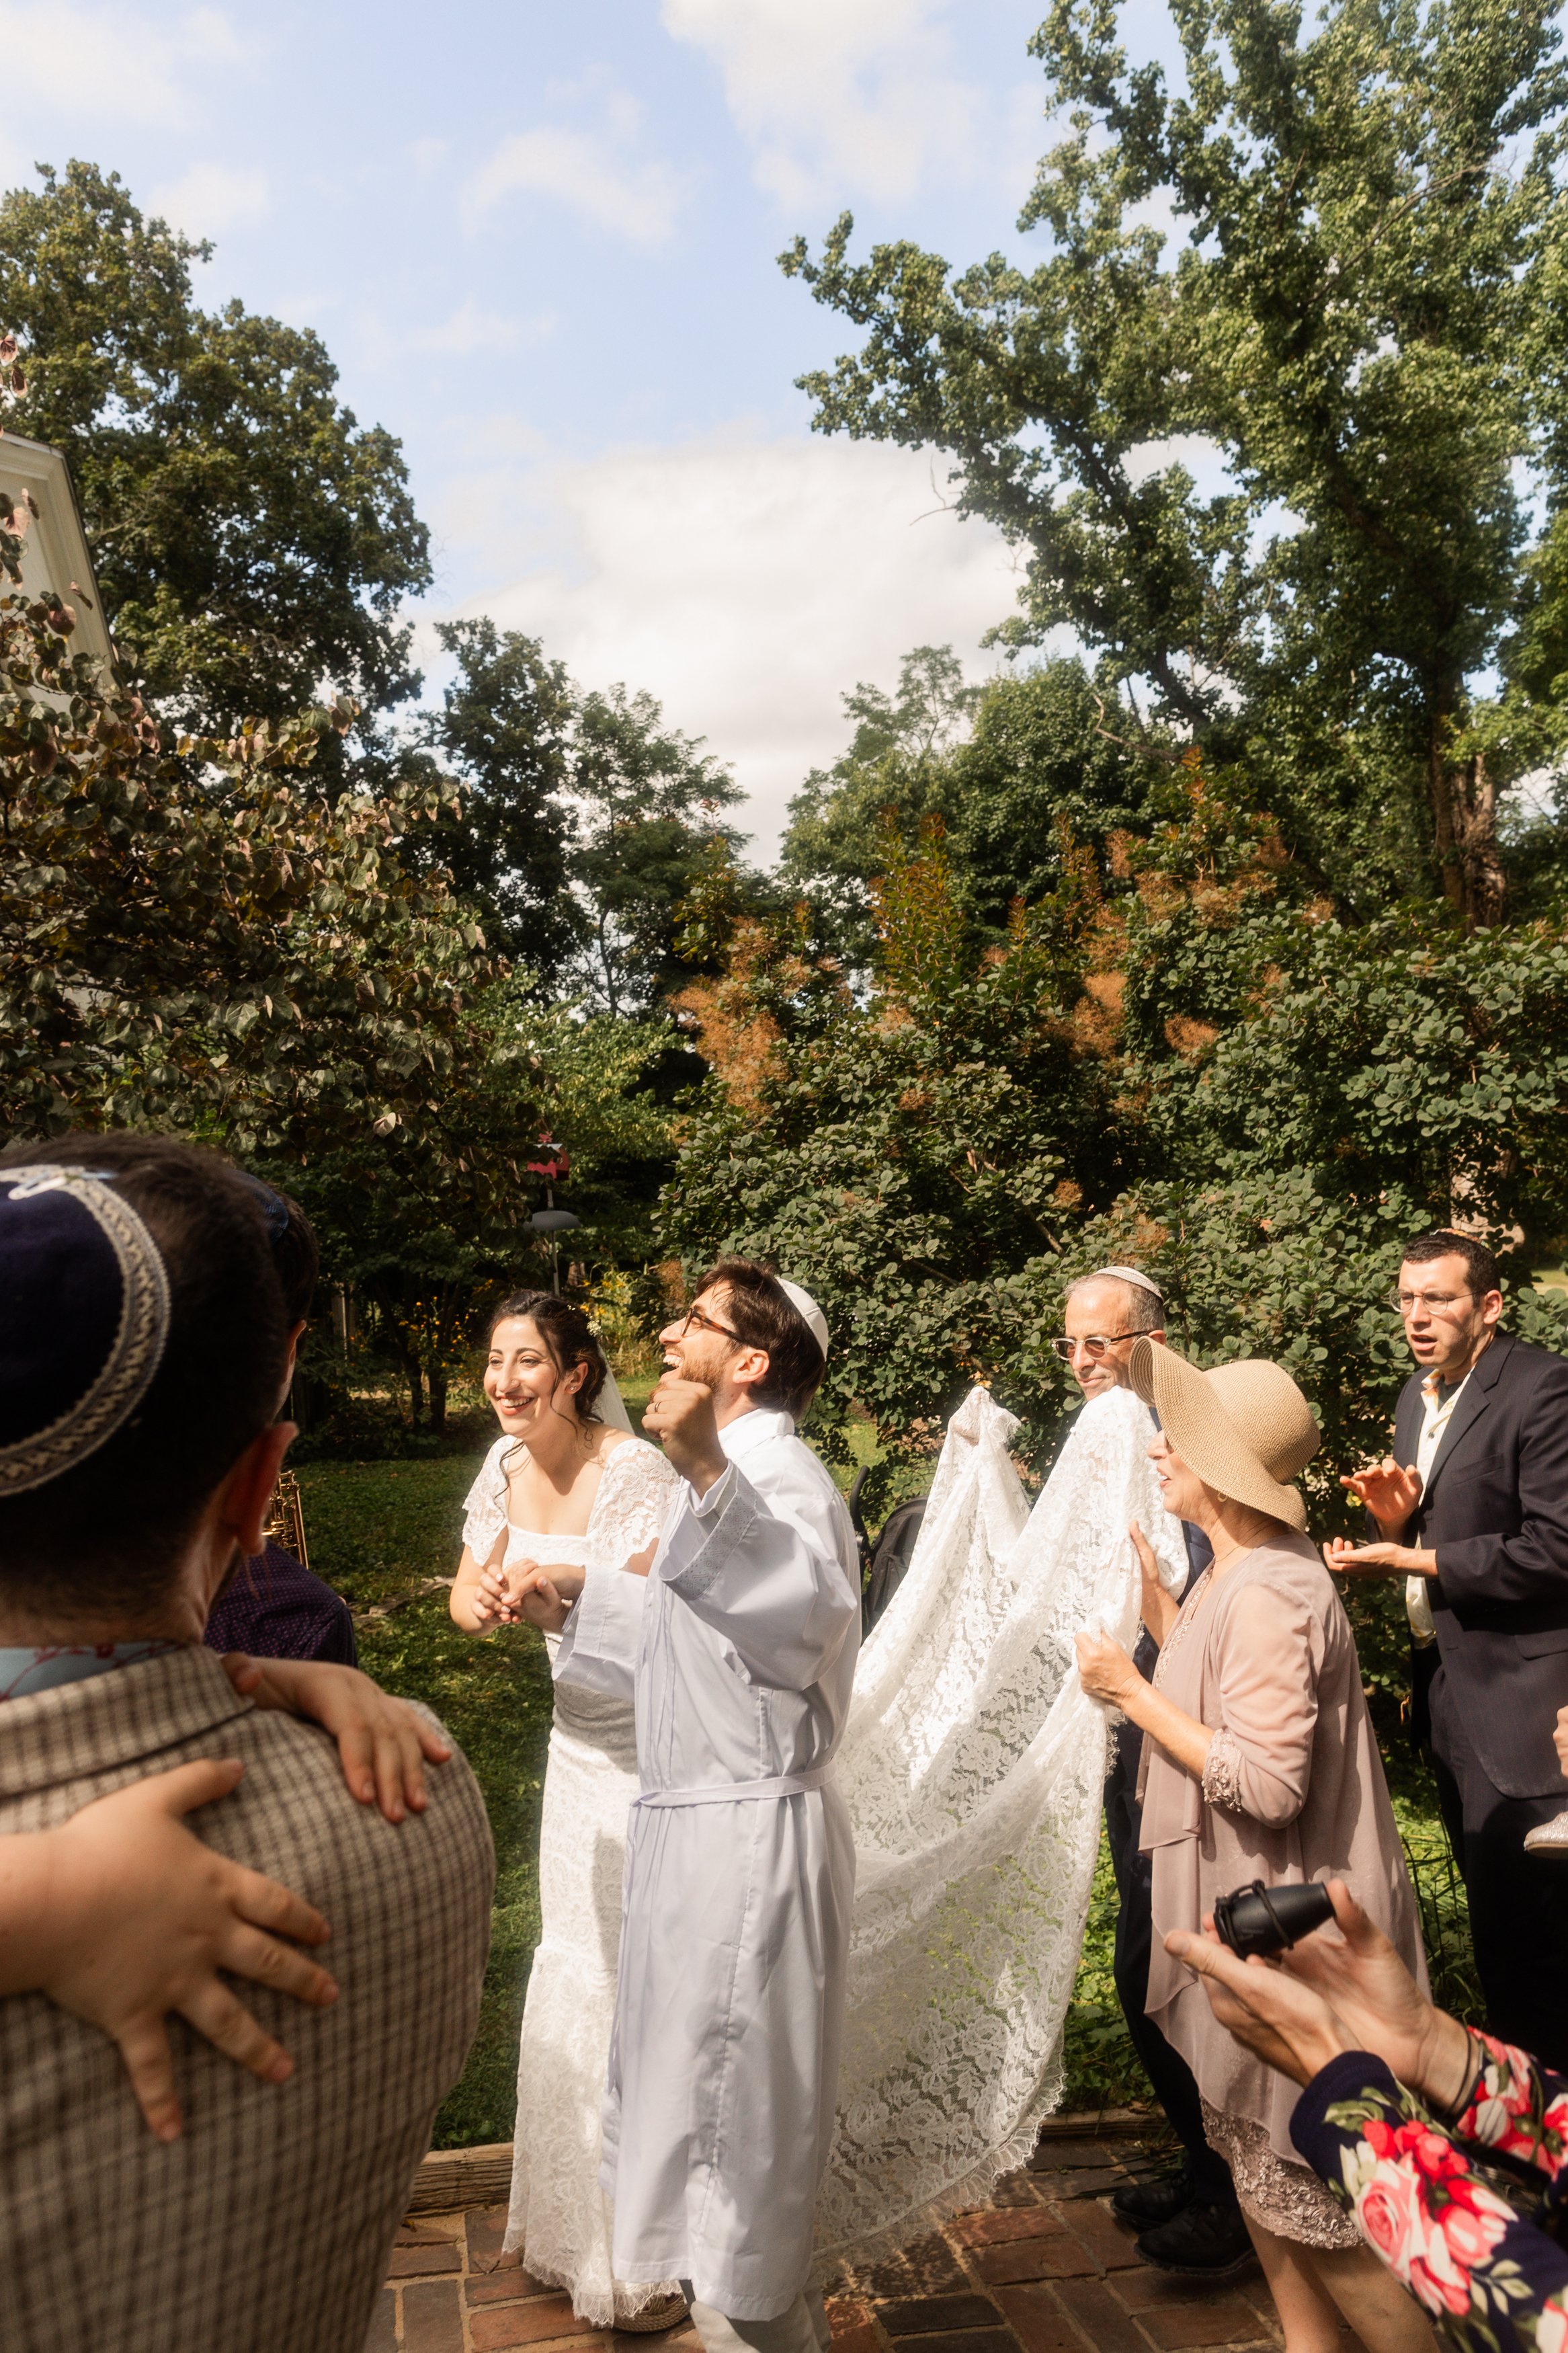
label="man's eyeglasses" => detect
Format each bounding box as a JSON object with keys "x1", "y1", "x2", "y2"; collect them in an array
[
  {"x1": 682, "y1": 1303, "x2": 740, "y2": 1344},
  {"x1": 1388, "y1": 1289, "x2": 1474, "y2": 1318},
  {"x1": 1048, "y1": 1332, "x2": 1137, "y2": 1362}
]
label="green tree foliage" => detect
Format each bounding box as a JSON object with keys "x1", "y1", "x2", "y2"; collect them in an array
[
  {"x1": 0, "y1": 555, "x2": 474, "y2": 1160},
  {"x1": 0, "y1": 532, "x2": 692, "y2": 1433},
  {"x1": 780, "y1": 649, "x2": 1157, "y2": 961},
  {"x1": 569, "y1": 684, "x2": 746, "y2": 1014},
  {"x1": 661, "y1": 833, "x2": 1117, "y2": 1505},
  {"x1": 402, "y1": 621, "x2": 749, "y2": 1009},
  {"x1": 666, "y1": 739, "x2": 1568, "y2": 1595},
  {"x1": 294, "y1": 984, "x2": 688, "y2": 1432},
  {"x1": 0, "y1": 162, "x2": 429, "y2": 751},
  {"x1": 406, "y1": 618, "x2": 578, "y2": 970},
  {"x1": 782, "y1": 0, "x2": 1568, "y2": 926}
]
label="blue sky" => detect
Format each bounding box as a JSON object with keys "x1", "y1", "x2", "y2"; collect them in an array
[{"x1": 3, "y1": 0, "x2": 1184, "y2": 853}]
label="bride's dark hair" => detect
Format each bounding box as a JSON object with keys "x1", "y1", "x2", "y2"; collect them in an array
[{"x1": 488, "y1": 1291, "x2": 608, "y2": 1427}]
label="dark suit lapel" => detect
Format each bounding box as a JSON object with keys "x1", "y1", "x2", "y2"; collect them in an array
[{"x1": 1422, "y1": 1332, "x2": 1512, "y2": 1501}]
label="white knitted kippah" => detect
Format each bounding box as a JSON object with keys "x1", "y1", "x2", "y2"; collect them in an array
[
  {"x1": 778, "y1": 1278, "x2": 829, "y2": 1362},
  {"x1": 1094, "y1": 1263, "x2": 1164, "y2": 1300}
]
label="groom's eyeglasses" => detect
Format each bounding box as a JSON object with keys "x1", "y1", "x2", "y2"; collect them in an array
[
  {"x1": 681, "y1": 1304, "x2": 741, "y2": 1344},
  {"x1": 1048, "y1": 1332, "x2": 1137, "y2": 1362}
]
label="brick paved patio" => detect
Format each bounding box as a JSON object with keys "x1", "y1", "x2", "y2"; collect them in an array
[{"x1": 368, "y1": 2131, "x2": 1284, "y2": 2353}]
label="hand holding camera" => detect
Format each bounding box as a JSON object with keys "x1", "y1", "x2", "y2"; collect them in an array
[{"x1": 1168, "y1": 1877, "x2": 1476, "y2": 2106}]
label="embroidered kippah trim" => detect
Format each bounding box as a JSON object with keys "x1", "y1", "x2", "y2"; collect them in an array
[{"x1": 0, "y1": 1166, "x2": 171, "y2": 1496}]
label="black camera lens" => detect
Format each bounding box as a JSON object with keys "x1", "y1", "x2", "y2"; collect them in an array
[{"x1": 1212, "y1": 1879, "x2": 1335, "y2": 1960}]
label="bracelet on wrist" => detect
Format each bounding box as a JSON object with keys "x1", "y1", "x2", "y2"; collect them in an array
[{"x1": 1428, "y1": 2029, "x2": 1483, "y2": 2122}]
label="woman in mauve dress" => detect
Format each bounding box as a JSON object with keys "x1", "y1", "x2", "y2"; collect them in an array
[{"x1": 1076, "y1": 1337, "x2": 1436, "y2": 2353}]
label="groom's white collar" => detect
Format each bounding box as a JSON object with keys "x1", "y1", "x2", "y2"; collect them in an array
[{"x1": 718, "y1": 1406, "x2": 795, "y2": 1461}]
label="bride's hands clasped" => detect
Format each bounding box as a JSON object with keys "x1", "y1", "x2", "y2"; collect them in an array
[
  {"x1": 505, "y1": 1559, "x2": 587, "y2": 1634},
  {"x1": 466, "y1": 1558, "x2": 516, "y2": 1630}
]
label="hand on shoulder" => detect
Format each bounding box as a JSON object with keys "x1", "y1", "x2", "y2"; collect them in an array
[{"x1": 220, "y1": 1655, "x2": 452, "y2": 1824}]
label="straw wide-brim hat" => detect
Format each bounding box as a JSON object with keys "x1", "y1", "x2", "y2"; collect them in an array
[{"x1": 1128, "y1": 1338, "x2": 1319, "y2": 1533}]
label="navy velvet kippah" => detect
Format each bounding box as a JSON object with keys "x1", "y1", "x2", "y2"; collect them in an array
[
  {"x1": 236, "y1": 1170, "x2": 289, "y2": 1243},
  {"x1": 0, "y1": 1168, "x2": 171, "y2": 1495}
]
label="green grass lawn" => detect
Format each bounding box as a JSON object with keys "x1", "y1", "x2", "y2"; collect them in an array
[
  {"x1": 300, "y1": 1443, "x2": 1469, "y2": 2145},
  {"x1": 297, "y1": 1453, "x2": 554, "y2": 2148}
]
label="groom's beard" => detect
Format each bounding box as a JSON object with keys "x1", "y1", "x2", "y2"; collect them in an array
[{"x1": 667, "y1": 1330, "x2": 730, "y2": 1392}]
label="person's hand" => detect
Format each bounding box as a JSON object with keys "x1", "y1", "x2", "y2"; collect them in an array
[
  {"x1": 17, "y1": 1759, "x2": 337, "y2": 2141},
  {"x1": 503, "y1": 1559, "x2": 587, "y2": 1624},
  {"x1": 1340, "y1": 1458, "x2": 1422, "y2": 1532},
  {"x1": 469, "y1": 1560, "x2": 514, "y2": 1628},
  {"x1": 1129, "y1": 1521, "x2": 1179, "y2": 1643},
  {"x1": 1554, "y1": 1704, "x2": 1568, "y2": 1784},
  {"x1": 1075, "y1": 1628, "x2": 1142, "y2": 1710},
  {"x1": 1323, "y1": 1536, "x2": 1435, "y2": 1578},
  {"x1": 1163, "y1": 1921, "x2": 1354, "y2": 2086},
  {"x1": 505, "y1": 1563, "x2": 580, "y2": 1634},
  {"x1": 221, "y1": 1656, "x2": 451, "y2": 1825},
  {"x1": 1276, "y1": 1880, "x2": 1475, "y2": 2106},
  {"x1": 643, "y1": 1376, "x2": 727, "y2": 1496},
  {"x1": 1166, "y1": 1879, "x2": 1475, "y2": 2108}
]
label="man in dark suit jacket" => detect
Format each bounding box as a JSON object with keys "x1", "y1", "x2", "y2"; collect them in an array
[
  {"x1": 1058, "y1": 1268, "x2": 1246, "y2": 2276},
  {"x1": 1329, "y1": 1228, "x2": 1568, "y2": 2067}
]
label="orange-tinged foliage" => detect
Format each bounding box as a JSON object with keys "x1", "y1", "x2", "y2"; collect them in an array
[{"x1": 1164, "y1": 1013, "x2": 1221, "y2": 1057}]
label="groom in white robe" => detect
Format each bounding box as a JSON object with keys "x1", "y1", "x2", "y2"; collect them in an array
[{"x1": 524, "y1": 1259, "x2": 860, "y2": 2353}]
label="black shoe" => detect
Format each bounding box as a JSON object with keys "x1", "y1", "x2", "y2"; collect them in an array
[
  {"x1": 1112, "y1": 2168, "x2": 1194, "y2": 2229},
  {"x1": 1135, "y1": 2198, "x2": 1253, "y2": 2277}
]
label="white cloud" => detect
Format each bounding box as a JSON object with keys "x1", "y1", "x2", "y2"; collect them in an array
[
  {"x1": 0, "y1": 3, "x2": 246, "y2": 123},
  {"x1": 149, "y1": 161, "x2": 269, "y2": 239},
  {"x1": 663, "y1": 0, "x2": 985, "y2": 207},
  {"x1": 413, "y1": 302, "x2": 548, "y2": 356},
  {"x1": 464, "y1": 99, "x2": 687, "y2": 243},
  {"x1": 436, "y1": 430, "x2": 1022, "y2": 858}
]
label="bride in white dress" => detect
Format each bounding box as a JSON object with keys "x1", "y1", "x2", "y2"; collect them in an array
[{"x1": 450, "y1": 1291, "x2": 680, "y2": 2328}]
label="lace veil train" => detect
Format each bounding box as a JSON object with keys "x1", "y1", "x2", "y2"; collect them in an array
[{"x1": 817, "y1": 1383, "x2": 1188, "y2": 2273}]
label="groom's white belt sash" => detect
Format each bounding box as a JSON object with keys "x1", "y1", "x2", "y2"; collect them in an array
[{"x1": 634, "y1": 1763, "x2": 832, "y2": 1809}]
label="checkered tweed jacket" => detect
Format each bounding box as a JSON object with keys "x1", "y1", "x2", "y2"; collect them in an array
[{"x1": 0, "y1": 1645, "x2": 494, "y2": 2353}]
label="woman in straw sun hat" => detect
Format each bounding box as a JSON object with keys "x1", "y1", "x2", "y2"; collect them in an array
[{"x1": 1076, "y1": 1341, "x2": 1434, "y2": 2353}]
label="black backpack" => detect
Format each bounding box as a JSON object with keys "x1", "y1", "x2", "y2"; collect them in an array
[{"x1": 849, "y1": 1468, "x2": 928, "y2": 1636}]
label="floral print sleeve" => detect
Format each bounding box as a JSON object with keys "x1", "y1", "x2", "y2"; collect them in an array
[
  {"x1": 1291, "y1": 2050, "x2": 1568, "y2": 2353},
  {"x1": 1451, "y1": 2033, "x2": 1568, "y2": 2203}
]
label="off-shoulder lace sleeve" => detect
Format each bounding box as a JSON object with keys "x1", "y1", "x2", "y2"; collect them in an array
[
  {"x1": 585, "y1": 1438, "x2": 679, "y2": 1572},
  {"x1": 461, "y1": 1435, "x2": 511, "y2": 1565}
]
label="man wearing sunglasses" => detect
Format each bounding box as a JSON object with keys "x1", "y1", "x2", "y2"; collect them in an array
[
  {"x1": 1327, "y1": 1228, "x2": 1568, "y2": 2067},
  {"x1": 1055, "y1": 1270, "x2": 1247, "y2": 2277}
]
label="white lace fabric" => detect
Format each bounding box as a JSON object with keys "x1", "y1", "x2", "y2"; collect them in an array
[
  {"x1": 468, "y1": 1435, "x2": 682, "y2": 2323},
  {"x1": 818, "y1": 1384, "x2": 1187, "y2": 2274}
]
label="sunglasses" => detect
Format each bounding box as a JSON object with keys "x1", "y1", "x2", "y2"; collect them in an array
[{"x1": 1048, "y1": 1332, "x2": 1139, "y2": 1362}]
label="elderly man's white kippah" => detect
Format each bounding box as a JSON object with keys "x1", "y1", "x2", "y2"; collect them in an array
[
  {"x1": 778, "y1": 1278, "x2": 829, "y2": 1362},
  {"x1": 1094, "y1": 1263, "x2": 1164, "y2": 1301}
]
